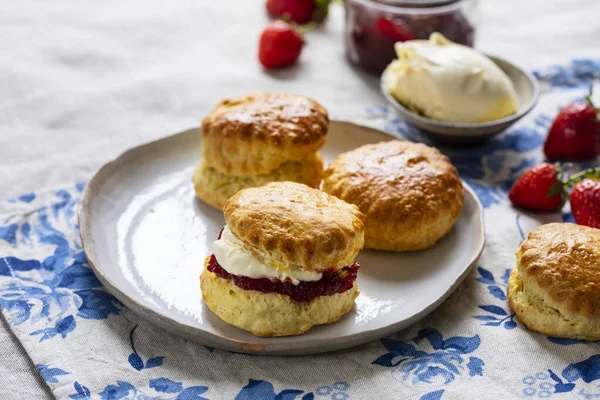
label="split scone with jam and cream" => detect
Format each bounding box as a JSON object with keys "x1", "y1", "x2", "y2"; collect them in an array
[
  {"x1": 193, "y1": 92, "x2": 328, "y2": 210},
  {"x1": 200, "y1": 181, "x2": 365, "y2": 337}
]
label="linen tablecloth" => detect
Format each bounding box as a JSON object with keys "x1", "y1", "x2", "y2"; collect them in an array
[{"x1": 2, "y1": 1, "x2": 600, "y2": 399}]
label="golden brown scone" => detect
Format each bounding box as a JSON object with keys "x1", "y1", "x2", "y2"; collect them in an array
[
  {"x1": 224, "y1": 181, "x2": 365, "y2": 271},
  {"x1": 200, "y1": 260, "x2": 358, "y2": 337},
  {"x1": 201, "y1": 92, "x2": 328, "y2": 176},
  {"x1": 322, "y1": 140, "x2": 463, "y2": 251},
  {"x1": 507, "y1": 223, "x2": 600, "y2": 340},
  {"x1": 192, "y1": 153, "x2": 324, "y2": 210}
]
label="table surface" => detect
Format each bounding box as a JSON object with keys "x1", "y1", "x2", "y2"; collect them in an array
[{"x1": 2, "y1": 0, "x2": 600, "y2": 398}]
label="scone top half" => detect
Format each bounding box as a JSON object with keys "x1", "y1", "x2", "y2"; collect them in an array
[
  {"x1": 509, "y1": 223, "x2": 600, "y2": 340},
  {"x1": 221, "y1": 181, "x2": 365, "y2": 274},
  {"x1": 201, "y1": 92, "x2": 328, "y2": 176}
]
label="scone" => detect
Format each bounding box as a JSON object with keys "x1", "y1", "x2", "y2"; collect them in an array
[
  {"x1": 508, "y1": 223, "x2": 600, "y2": 340},
  {"x1": 200, "y1": 181, "x2": 365, "y2": 337},
  {"x1": 322, "y1": 140, "x2": 463, "y2": 251},
  {"x1": 193, "y1": 92, "x2": 328, "y2": 210}
]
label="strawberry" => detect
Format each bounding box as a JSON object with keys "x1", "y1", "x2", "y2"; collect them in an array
[
  {"x1": 509, "y1": 163, "x2": 565, "y2": 211},
  {"x1": 570, "y1": 179, "x2": 600, "y2": 228},
  {"x1": 266, "y1": 0, "x2": 330, "y2": 24},
  {"x1": 375, "y1": 17, "x2": 416, "y2": 42},
  {"x1": 258, "y1": 20, "x2": 304, "y2": 69},
  {"x1": 543, "y1": 87, "x2": 600, "y2": 161},
  {"x1": 569, "y1": 167, "x2": 600, "y2": 229}
]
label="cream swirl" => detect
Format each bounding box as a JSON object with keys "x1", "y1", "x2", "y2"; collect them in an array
[
  {"x1": 382, "y1": 32, "x2": 518, "y2": 123},
  {"x1": 211, "y1": 225, "x2": 323, "y2": 285}
]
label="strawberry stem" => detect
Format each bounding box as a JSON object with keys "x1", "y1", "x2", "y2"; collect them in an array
[
  {"x1": 278, "y1": 17, "x2": 312, "y2": 35},
  {"x1": 546, "y1": 164, "x2": 600, "y2": 198},
  {"x1": 566, "y1": 166, "x2": 600, "y2": 184},
  {"x1": 585, "y1": 84, "x2": 593, "y2": 105},
  {"x1": 585, "y1": 84, "x2": 600, "y2": 115},
  {"x1": 296, "y1": 21, "x2": 317, "y2": 34},
  {"x1": 315, "y1": 0, "x2": 333, "y2": 17},
  {"x1": 547, "y1": 163, "x2": 568, "y2": 198}
]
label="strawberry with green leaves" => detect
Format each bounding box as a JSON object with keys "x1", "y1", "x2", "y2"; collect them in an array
[
  {"x1": 568, "y1": 167, "x2": 600, "y2": 229},
  {"x1": 544, "y1": 87, "x2": 600, "y2": 161},
  {"x1": 508, "y1": 163, "x2": 565, "y2": 212},
  {"x1": 509, "y1": 163, "x2": 600, "y2": 229}
]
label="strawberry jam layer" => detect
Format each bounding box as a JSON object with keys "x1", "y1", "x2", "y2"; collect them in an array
[{"x1": 207, "y1": 254, "x2": 359, "y2": 302}]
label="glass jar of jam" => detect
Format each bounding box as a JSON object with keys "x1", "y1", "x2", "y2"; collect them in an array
[{"x1": 344, "y1": 0, "x2": 478, "y2": 75}]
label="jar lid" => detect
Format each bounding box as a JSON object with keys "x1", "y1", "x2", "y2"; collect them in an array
[{"x1": 375, "y1": 0, "x2": 459, "y2": 6}]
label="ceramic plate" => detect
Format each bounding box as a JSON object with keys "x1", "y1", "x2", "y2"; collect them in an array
[
  {"x1": 381, "y1": 55, "x2": 540, "y2": 144},
  {"x1": 79, "y1": 121, "x2": 485, "y2": 355}
]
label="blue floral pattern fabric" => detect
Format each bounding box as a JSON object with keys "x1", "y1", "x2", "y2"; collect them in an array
[{"x1": 1, "y1": 59, "x2": 599, "y2": 399}]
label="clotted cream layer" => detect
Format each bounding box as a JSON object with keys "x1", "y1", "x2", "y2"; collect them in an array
[
  {"x1": 211, "y1": 225, "x2": 323, "y2": 285},
  {"x1": 382, "y1": 33, "x2": 518, "y2": 123}
]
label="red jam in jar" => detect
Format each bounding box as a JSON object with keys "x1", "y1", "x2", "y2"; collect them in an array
[
  {"x1": 345, "y1": 0, "x2": 477, "y2": 75},
  {"x1": 207, "y1": 254, "x2": 359, "y2": 302}
]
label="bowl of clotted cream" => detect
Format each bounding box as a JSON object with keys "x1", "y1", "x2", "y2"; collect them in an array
[{"x1": 381, "y1": 32, "x2": 540, "y2": 144}]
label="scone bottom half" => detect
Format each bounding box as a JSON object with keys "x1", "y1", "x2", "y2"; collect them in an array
[
  {"x1": 200, "y1": 182, "x2": 365, "y2": 338},
  {"x1": 192, "y1": 152, "x2": 324, "y2": 211},
  {"x1": 201, "y1": 233, "x2": 360, "y2": 338}
]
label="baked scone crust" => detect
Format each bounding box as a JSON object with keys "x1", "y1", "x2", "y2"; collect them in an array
[
  {"x1": 322, "y1": 140, "x2": 463, "y2": 251},
  {"x1": 508, "y1": 268, "x2": 600, "y2": 340},
  {"x1": 223, "y1": 181, "x2": 365, "y2": 271},
  {"x1": 201, "y1": 92, "x2": 328, "y2": 176},
  {"x1": 193, "y1": 153, "x2": 324, "y2": 210},
  {"x1": 508, "y1": 223, "x2": 600, "y2": 339},
  {"x1": 200, "y1": 263, "x2": 358, "y2": 337}
]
